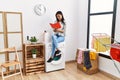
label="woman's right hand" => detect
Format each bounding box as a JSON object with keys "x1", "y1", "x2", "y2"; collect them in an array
[{"x1": 53, "y1": 29, "x2": 57, "y2": 32}]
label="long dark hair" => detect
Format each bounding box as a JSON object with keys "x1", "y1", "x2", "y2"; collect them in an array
[{"x1": 55, "y1": 11, "x2": 65, "y2": 25}]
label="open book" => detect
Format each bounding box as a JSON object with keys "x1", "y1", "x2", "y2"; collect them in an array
[{"x1": 49, "y1": 22, "x2": 61, "y2": 29}]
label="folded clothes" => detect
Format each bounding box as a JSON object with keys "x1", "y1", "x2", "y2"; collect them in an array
[
  {"x1": 83, "y1": 50, "x2": 92, "y2": 69},
  {"x1": 77, "y1": 50, "x2": 83, "y2": 64},
  {"x1": 90, "y1": 51, "x2": 96, "y2": 60},
  {"x1": 110, "y1": 44, "x2": 120, "y2": 62}
]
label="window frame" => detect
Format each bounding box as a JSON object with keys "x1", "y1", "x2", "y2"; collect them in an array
[{"x1": 87, "y1": 0, "x2": 118, "y2": 48}]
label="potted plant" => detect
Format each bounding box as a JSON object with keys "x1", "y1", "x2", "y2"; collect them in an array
[
  {"x1": 29, "y1": 36, "x2": 38, "y2": 44},
  {"x1": 31, "y1": 48, "x2": 37, "y2": 58}
]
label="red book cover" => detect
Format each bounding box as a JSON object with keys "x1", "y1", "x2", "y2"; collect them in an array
[{"x1": 49, "y1": 22, "x2": 61, "y2": 29}]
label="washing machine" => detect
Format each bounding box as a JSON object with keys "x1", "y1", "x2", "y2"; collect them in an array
[{"x1": 44, "y1": 32, "x2": 65, "y2": 72}]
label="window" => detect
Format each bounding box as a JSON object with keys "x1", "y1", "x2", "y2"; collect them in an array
[{"x1": 87, "y1": 0, "x2": 117, "y2": 49}]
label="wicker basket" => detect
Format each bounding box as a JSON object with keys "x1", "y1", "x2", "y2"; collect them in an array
[{"x1": 76, "y1": 48, "x2": 99, "y2": 75}]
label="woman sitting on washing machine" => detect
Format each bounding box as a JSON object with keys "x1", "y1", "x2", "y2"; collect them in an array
[{"x1": 47, "y1": 11, "x2": 66, "y2": 63}]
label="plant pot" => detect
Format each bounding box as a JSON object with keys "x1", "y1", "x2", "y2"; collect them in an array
[{"x1": 32, "y1": 54, "x2": 37, "y2": 58}]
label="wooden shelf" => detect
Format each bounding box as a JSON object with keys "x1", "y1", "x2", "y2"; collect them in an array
[
  {"x1": 26, "y1": 65, "x2": 44, "y2": 69},
  {"x1": 23, "y1": 43, "x2": 45, "y2": 75},
  {"x1": 26, "y1": 57, "x2": 44, "y2": 63}
]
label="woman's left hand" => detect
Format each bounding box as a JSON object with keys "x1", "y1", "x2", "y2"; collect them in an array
[
  {"x1": 54, "y1": 29, "x2": 60, "y2": 32},
  {"x1": 53, "y1": 29, "x2": 58, "y2": 32},
  {"x1": 54, "y1": 29, "x2": 64, "y2": 33}
]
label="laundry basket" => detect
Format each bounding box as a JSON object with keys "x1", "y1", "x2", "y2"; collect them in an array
[{"x1": 76, "y1": 48, "x2": 99, "y2": 74}]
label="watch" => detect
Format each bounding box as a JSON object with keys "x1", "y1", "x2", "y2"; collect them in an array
[{"x1": 34, "y1": 4, "x2": 46, "y2": 16}]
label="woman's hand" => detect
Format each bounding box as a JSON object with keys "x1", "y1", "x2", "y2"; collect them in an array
[
  {"x1": 53, "y1": 29, "x2": 64, "y2": 33},
  {"x1": 53, "y1": 29, "x2": 57, "y2": 32}
]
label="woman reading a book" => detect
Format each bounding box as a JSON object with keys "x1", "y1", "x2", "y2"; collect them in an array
[{"x1": 47, "y1": 11, "x2": 66, "y2": 62}]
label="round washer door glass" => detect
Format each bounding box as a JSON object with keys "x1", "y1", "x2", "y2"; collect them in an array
[{"x1": 34, "y1": 4, "x2": 46, "y2": 16}]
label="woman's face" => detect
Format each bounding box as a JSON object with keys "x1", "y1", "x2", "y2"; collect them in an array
[{"x1": 56, "y1": 14, "x2": 62, "y2": 21}]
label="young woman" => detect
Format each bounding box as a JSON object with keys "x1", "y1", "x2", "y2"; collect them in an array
[{"x1": 47, "y1": 11, "x2": 66, "y2": 62}]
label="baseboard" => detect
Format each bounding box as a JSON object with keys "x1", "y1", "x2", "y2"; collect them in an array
[
  {"x1": 100, "y1": 70, "x2": 120, "y2": 80},
  {"x1": 65, "y1": 60, "x2": 76, "y2": 63}
]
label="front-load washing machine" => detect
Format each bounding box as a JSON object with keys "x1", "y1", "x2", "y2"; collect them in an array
[{"x1": 44, "y1": 32, "x2": 65, "y2": 72}]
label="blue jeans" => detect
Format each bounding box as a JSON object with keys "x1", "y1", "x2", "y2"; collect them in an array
[{"x1": 51, "y1": 34, "x2": 65, "y2": 57}]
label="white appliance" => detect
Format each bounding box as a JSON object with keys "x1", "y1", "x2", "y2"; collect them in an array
[{"x1": 44, "y1": 32, "x2": 65, "y2": 72}]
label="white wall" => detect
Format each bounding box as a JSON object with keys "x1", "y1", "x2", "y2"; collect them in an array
[
  {"x1": 115, "y1": 0, "x2": 120, "y2": 41},
  {"x1": 78, "y1": 0, "x2": 88, "y2": 48},
  {"x1": 99, "y1": 56, "x2": 120, "y2": 78},
  {"x1": 0, "y1": 0, "x2": 79, "y2": 61}
]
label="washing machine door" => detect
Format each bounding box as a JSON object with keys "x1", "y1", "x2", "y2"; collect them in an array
[{"x1": 51, "y1": 51, "x2": 63, "y2": 65}]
